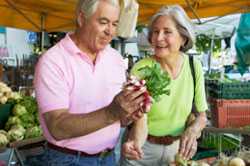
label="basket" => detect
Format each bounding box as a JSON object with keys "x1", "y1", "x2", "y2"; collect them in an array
[
  {"x1": 209, "y1": 98, "x2": 250, "y2": 128},
  {"x1": 0, "y1": 103, "x2": 13, "y2": 129},
  {"x1": 206, "y1": 79, "x2": 250, "y2": 99}
]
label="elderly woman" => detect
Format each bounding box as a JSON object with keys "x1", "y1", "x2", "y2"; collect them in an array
[{"x1": 121, "y1": 5, "x2": 208, "y2": 165}]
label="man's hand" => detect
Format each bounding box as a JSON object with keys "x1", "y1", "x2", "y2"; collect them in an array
[
  {"x1": 107, "y1": 83, "x2": 151, "y2": 122},
  {"x1": 122, "y1": 140, "x2": 143, "y2": 160}
]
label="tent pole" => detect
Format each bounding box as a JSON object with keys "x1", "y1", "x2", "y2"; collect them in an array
[
  {"x1": 40, "y1": 13, "x2": 46, "y2": 51},
  {"x1": 208, "y1": 31, "x2": 215, "y2": 73}
]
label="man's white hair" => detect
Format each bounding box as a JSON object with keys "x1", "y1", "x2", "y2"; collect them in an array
[{"x1": 76, "y1": 0, "x2": 120, "y2": 20}]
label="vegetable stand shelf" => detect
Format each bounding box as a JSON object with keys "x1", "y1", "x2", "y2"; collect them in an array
[
  {"x1": 204, "y1": 127, "x2": 250, "y2": 136},
  {"x1": 0, "y1": 136, "x2": 45, "y2": 166},
  {"x1": 201, "y1": 127, "x2": 250, "y2": 155},
  {"x1": 191, "y1": 127, "x2": 249, "y2": 164}
]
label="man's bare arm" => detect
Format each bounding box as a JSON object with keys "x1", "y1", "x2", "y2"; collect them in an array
[
  {"x1": 44, "y1": 87, "x2": 147, "y2": 140},
  {"x1": 44, "y1": 106, "x2": 119, "y2": 140}
]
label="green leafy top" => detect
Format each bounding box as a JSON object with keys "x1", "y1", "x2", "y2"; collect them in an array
[{"x1": 137, "y1": 62, "x2": 171, "y2": 102}]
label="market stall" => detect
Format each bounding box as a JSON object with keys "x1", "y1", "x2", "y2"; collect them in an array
[
  {"x1": 0, "y1": 0, "x2": 249, "y2": 32},
  {"x1": 0, "y1": 82, "x2": 43, "y2": 165},
  {"x1": 0, "y1": 0, "x2": 250, "y2": 165}
]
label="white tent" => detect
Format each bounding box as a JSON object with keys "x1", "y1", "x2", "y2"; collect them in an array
[{"x1": 194, "y1": 14, "x2": 241, "y2": 38}]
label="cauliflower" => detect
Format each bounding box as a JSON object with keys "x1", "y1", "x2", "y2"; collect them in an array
[
  {"x1": 0, "y1": 130, "x2": 8, "y2": 136},
  {"x1": 0, "y1": 96, "x2": 8, "y2": 104},
  {"x1": 7, "y1": 128, "x2": 25, "y2": 142},
  {"x1": 0, "y1": 133, "x2": 9, "y2": 147}
]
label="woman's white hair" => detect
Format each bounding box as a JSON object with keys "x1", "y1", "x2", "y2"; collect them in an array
[
  {"x1": 76, "y1": 0, "x2": 120, "y2": 21},
  {"x1": 148, "y1": 5, "x2": 195, "y2": 52}
]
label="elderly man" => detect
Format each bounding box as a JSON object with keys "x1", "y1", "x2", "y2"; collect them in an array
[{"x1": 32, "y1": 0, "x2": 148, "y2": 165}]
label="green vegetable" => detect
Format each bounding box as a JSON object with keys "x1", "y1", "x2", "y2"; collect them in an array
[
  {"x1": 25, "y1": 126, "x2": 43, "y2": 139},
  {"x1": 4, "y1": 96, "x2": 42, "y2": 142},
  {"x1": 175, "y1": 153, "x2": 188, "y2": 166},
  {"x1": 5, "y1": 116, "x2": 22, "y2": 130},
  {"x1": 137, "y1": 62, "x2": 171, "y2": 102},
  {"x1": 12, "y1": 104, "x2": 27, "y2": 116},
  {"x1": 18, "y1": 96, "x2": 38, "y2": 114}
]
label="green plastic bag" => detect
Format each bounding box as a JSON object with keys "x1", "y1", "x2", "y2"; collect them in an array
[{"x1": 235, "y1": 13, "x2": 250, "y2": 75}]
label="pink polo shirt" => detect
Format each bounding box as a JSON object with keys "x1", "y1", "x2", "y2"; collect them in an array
[{"x1": 34, "y1": 34, "x2": 126, "y2": 154}]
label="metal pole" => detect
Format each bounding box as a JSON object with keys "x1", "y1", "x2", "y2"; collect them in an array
[
  {"x1": 118, "y1": 37, "x2": 126, "y2": 57},
  {"x1": 208, "y1": 30, "x2": 215, "y2": 73},
  {"x1": 41, "y1": 13, "x2": 46, "y2": 51}
]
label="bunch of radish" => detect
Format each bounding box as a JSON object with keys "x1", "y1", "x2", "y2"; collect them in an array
[{"x1": 124, "y1": 75, "x2": 152, "y2": 113}]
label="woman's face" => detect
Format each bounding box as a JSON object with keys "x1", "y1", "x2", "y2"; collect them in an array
[{"x1": 150, "y1": 15, "x2": 185, "y2": 58}]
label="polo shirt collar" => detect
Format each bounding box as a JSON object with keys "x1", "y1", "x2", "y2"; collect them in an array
[
  {"x1": 62, "y1": 33, "x2": 83, "y2": 56},
  {"x1": 62, "y1": 33, "x2": 106, "y2": 65}
]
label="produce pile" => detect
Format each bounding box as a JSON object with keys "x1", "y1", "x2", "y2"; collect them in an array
[
  {"x1": 212, "y1": 153, "x2": 249, "y2": 166},
  {"x1": 0, "y1": 82, "x2": 42, "y2": 148},
  {"x1": 175, "y1": 153, "x2": 210, "y2": 166},
  {"x1": 175, "y1": 152, "x2": 250, "y2": 166},
  {"x1": 0, "y1": 82, "x2": 20, "y2": 104}
]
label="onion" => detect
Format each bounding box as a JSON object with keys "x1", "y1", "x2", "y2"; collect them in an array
[{"x1": 229, "y1": 157, "x2": 245, "y2": 166}]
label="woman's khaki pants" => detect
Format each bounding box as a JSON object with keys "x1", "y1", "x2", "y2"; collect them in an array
[{"x1": 120, "y1": 140, "x2": 179, "y2": 166}]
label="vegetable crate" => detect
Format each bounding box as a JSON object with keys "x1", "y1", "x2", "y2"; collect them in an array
[
  {"x1": 209, "y1": 98, "x2": 250, "y2": 128},
  {"x1": 0, "y1": 104, "x2": 13, "y2": 129},
  {"x1": 205, "y1": 79, "x2": 250, "y2": 99}
]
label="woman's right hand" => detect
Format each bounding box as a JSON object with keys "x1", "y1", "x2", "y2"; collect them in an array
[{"x1": 122, "y1": 139, "x2": 144, "y2": 160}]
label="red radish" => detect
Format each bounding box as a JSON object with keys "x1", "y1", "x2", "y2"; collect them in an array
[{"x1": 124, "y1": 76, "x2": 152, "y2": 114}]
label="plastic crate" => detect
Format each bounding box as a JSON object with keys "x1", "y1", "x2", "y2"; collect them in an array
[
  {"x1": 206, "y1": 79, "x2": 250, "y2": 99},
  {"x1": 209, "y1": 98, "x2": 250, "y2": 128},
  {"x1": 0, "y1": 104, "x2": 13, "y2": 129}
]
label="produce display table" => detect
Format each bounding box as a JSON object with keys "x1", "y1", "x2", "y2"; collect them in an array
[
  {"x1": 0, "y1": 136, "x2": 45, "y2": 166},
  {"x1": 201, "y1": 127, "x2": 250, "y2": 156},
  {"x1": 204, "y1": 127, "x2": 250, "y2": 135}
]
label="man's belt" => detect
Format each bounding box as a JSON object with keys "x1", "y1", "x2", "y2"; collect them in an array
[
  {"x1": 47, "y1": 142, "x2": 113, "y2": 157},
  {"x1": 147, "y1": 134, "x2": 180, "y2": 145}
]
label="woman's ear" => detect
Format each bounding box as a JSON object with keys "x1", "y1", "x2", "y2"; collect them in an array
[
  {"x1": 77, "y1": 11, "x2": 85, "y2": 27},
  {"x1": 181, "y1": 37, "x2": 187, "y2": 48}
]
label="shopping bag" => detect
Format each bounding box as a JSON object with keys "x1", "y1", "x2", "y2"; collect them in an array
[{"x1": 117, "y1": 0, "x2": 139, "y2": 38}]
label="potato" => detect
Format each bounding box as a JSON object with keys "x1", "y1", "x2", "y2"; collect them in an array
[{"x1": 198, "y1": 162, "x2": 210, "y2": 166}]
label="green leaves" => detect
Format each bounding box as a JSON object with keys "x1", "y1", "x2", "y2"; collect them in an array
[{"x1": 137, "y1": 62, "x2": 171, "y2": 102}]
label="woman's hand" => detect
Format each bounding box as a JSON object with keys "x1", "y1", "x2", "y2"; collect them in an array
[
  {"x1": 122, "y1": 140, "x2": 143, "y2": 160},
  {"x1": 179, "y1": 127, "x2": 198, "y2": 160},
  {"x1": 122, "y1": 114, "x2": 147, "y2": 160},
  {"x1": 179, "y1": 112, "x2": 207, "y2": 160}
]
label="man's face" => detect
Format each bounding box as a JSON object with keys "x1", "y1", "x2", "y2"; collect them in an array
[{"x1": 79, "y1": 1, "x2": 120, "y2": 53}]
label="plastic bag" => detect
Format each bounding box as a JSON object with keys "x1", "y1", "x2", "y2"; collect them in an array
[
  {"x1": 235, "y1": 13, "x2": 250, "y2": 75},
  {"x1": 117, "y1": 0, "x2": 139, "y2": 38}
]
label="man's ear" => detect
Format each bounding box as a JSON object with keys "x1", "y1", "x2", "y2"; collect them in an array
[{"x1": 77, "y1": 11, "x2": 85, "y2": 27}]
